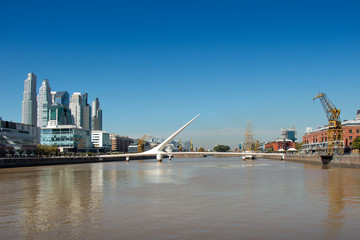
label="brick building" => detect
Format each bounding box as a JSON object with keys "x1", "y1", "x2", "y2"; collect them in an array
[
  {"x1": 265, "y1": 139, "x2": 296, "y2": 152},
  {"x1": 302, "y1": 110, "x2": 360, "y2": 151},
  {"x1": 109, "y1": 134, "x2": 133, "y2": 152}
]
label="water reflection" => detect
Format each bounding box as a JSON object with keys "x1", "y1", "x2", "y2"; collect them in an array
[
  {"x1": 6, "y1": 164, "x2": 105, "y2": 239},
  {"x1": 303, "y1": 164, "x2": 360, "y2": 239}
]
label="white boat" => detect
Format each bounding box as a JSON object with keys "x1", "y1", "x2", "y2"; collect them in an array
[{"x1": 242, "y1": 151, "x2": 256, "y2": 160}]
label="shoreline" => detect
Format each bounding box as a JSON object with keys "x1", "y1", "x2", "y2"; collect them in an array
[
  {"x1": 262, "y1": 154, "x2": 360, "y2": 169},
  {"x1": 1, "y1": 154, "x2": 360, "y2": 169},
  {"x1": 0, "y1": 155, "x2": 156, "y2": 168}
]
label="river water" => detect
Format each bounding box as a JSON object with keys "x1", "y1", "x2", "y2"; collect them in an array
[{"x1": 1, "y1": 158, "x2": 360, "y2": 239}]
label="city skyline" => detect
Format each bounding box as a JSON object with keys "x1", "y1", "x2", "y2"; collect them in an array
[
  {"x1": 1, "y1": 1, "x2": 360, "y2": 148},
  {"x1": 20, "y1": 73, "x2": 102, "y2": 130}
]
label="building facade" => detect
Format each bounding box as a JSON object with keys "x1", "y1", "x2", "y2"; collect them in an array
[
  {"x1": 48, "y1": 105, "x2": 73, "y2": 126},
  {"x1": 302, "y1": 110, "x2": 360, "y2": 152},
  {"x1": 53, "y1": 91, "x2": 70, "y2": 106},
  {"x1": 109, "y1": 134, "x2": 133, "y2": 152},
  {"x1": 37, "y1": 79, "x2": 52, "y2": 127},
  {"x1": 0, "y1": 118, "x2": 40, "y2": 155},
  {"x1": 41, "y1": 125, "x2": 91, "y2": 150},
  {"x1": 265, "y1": 139, "x2": 295, "y2": 152},
  {"x1": 22, "y1": 73, "x2": 37, "y2": 126},
  {"x1": 281, "y1": 127, "x2": 297, "y2": 142},
  {"x1": 82, "y1": 93, "x2": 92, "y2": 131},
  {"x1": 91, "y1": 130, "x2": 111, "y2": 150},
  {"x1": 69, "y1": 92, "x2": 83, "y2": 128},
  {"x1": 92, "y1": 98, "x2": 102, "y2": 130}
]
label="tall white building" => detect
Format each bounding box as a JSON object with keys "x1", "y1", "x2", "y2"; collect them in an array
[
  {"x1": 92, "y1": 98, "x2": 102, "y2": 130},
  {"x1": 69, "y1": 92, "x2": 83, "y2": 128},
  {"x1": 37, "y1": 79, "x2": 52, "y2": 127},
  {"x1": 22, "y1": 73, "x2": 37, "y2": 126}
]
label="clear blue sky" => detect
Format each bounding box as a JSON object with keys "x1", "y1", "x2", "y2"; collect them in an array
[{"x1": 1, "y1": 0, "x2": 359, "y2": 148}]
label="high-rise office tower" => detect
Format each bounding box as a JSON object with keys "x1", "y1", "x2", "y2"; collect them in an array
[
  {"x1": 48, "y1": 105, "x2": 73, "y2": 126},
  {"x1": 281, "y1": 127, "x2": 297, "y2": 142},
  {"x1": 51, "y1": 91, "x2": 56, "y2": 104},
  {"x1": 82, "y1": 93, "x2": 91, "y2": 131},
  {"x1": 92, "y1": 98, "x2": 102, "y2": 130},
  {"x1": 69, "y1": 92, "x2": 83, "y2": 127},
  {"x1": 53, "y1": 91, "x2": 70, "y2": 107},
  {"x1": 37, "y1": 79, "x2": 52, "y2": 127},
  {"x1": 22, "y1": 73, "x2": 37, "y2": 126}
]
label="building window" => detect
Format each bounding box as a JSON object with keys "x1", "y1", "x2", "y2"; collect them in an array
[
  {"x1": 349, "y1": 129, "x2": 353, "y2": 133},
  {"x1": 357, "y1": 129, "x2": 359, "y2": 134},
  {"x1": 350, "y1": 136, "x2": 353, "y2": 140}
]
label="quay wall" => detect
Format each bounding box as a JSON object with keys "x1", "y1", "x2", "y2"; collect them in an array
[
  {"x1": 0, "y1": 157, "x2": 101, "y2": 168},
  {"x1": 174, "y1": 154, "x2": 205, "y2": 158},
  {"x1": 283, "y1": 154, "x2": 322, "y2": 165},
  {"x1": 2, "y1": 154, "x2": 360, "y2": 169},
  {"x1": 0, "y1": 155, "x2": 157, "y2": 168},
  {"x1": 329, "y1": 155, "x2": 360, "y2": 168},
  {"x1": 262, "y1": 154, "x2": 360, "y2": 168}
]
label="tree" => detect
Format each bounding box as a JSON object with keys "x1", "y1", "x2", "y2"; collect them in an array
[
  {"x1": 295, "y1": 142, "x2": 303, "y2": 150},
  {"x1": 198, "y1": 147, "x2": 205, "y2": 152},
  {"x1": 351, "y1": 136, "x2": 360, "y2": 150},
  {"x1": 49, "y1": 145, "x2": 59, "y2": 155},
  {"x1": 36, "y1": 144, "x2": 59, "y2": 156},
  {"x1": 266, "y1": 148, "x2": 274, "y2": 153},
  {"x1": 213, "y1": 145, "x2": 230, "y2": 152}
]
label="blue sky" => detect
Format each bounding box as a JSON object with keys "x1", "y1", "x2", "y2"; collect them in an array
[{"x1": 1, "y1": 0, "x2": 359, "y2": 148}]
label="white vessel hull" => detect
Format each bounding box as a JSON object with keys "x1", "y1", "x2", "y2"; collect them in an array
[{"x1": 242, "y1": 151, "x2": 256, "y2": 160}]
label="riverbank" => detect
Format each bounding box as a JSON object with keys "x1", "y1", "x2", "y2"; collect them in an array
[
  {"x1": 2, "y1": 154, "x2": 360, "y2": 169},
  {"x1": 263, "y1": 154, "x2": 360, "y2": 168},
  {"x1": 0, "y1": 155, "x2": 156, "y2": 168}
]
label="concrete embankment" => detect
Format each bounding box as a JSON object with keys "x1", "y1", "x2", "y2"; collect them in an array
[
  {"x1": 262, "y1": 154, "x2": 360, "y2": 168},
  {"x1": 0, "y1": 155, "x2": 156, "y2": 168},
  {"x1": 174, "y1": 154, "x2": 206, "y2": 158},
  {"x1": 2, "y1": 154, "x2": 360, "y2": 169},
  {"x1": 0, "y1": 157, "x2": 101, "y2": 168}
]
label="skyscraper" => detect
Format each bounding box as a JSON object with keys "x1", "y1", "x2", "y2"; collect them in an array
[
  {"x1": 53, "y1": 91, "x2": 70, "y2": 106},
  {"x1": 48, "y1": 105, "x2": 73, "y2": 126},
  {"x1": 22, "y1": 73, "x2": 37, "y2": 126},
  {"x1": 51, "y1": 91, "x2": 56, "y2": 104},
  {"x1": 82, "y1": 93, "x2": 91, "y2": 131},
  {"x1": 92, "y1": 98, "x2": 102, "y2": 130},
  {"x1": 37, "y1": 79, "x2": 52, "y2": 127},
  {"x1": 69, "y1": 92, "x2": 82, "y2": 127},
  {"x1": 281, "y1": 127, "x2": 297, "y2": 142}
]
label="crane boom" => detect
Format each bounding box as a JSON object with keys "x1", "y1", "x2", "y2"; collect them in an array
[{"x1": 313, "y1": 92, "x2": 341, "y2": 122}]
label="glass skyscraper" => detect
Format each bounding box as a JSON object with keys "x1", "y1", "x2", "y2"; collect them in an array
[
  {"x1": 48, "y1": 105, "x2": 73, "y2": 126},
  {"x1": 37, "y1": 79, "x2": 52, "y2": 127},
  {"x1": 53, "y1": 91, "x2": 70, "y2": 106},
  {"x1": 69, "y1": 92, "x2": 83, "y2": 128},
  {"x1": 22, "y1": 73, "x2": 37, "y2": 126},
  {"x1": 82, "y1": 93, "x2": 91, "y2": 131},
  {"x1": 92, "y1": 98, "x2": 102, "y2": 130}
]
